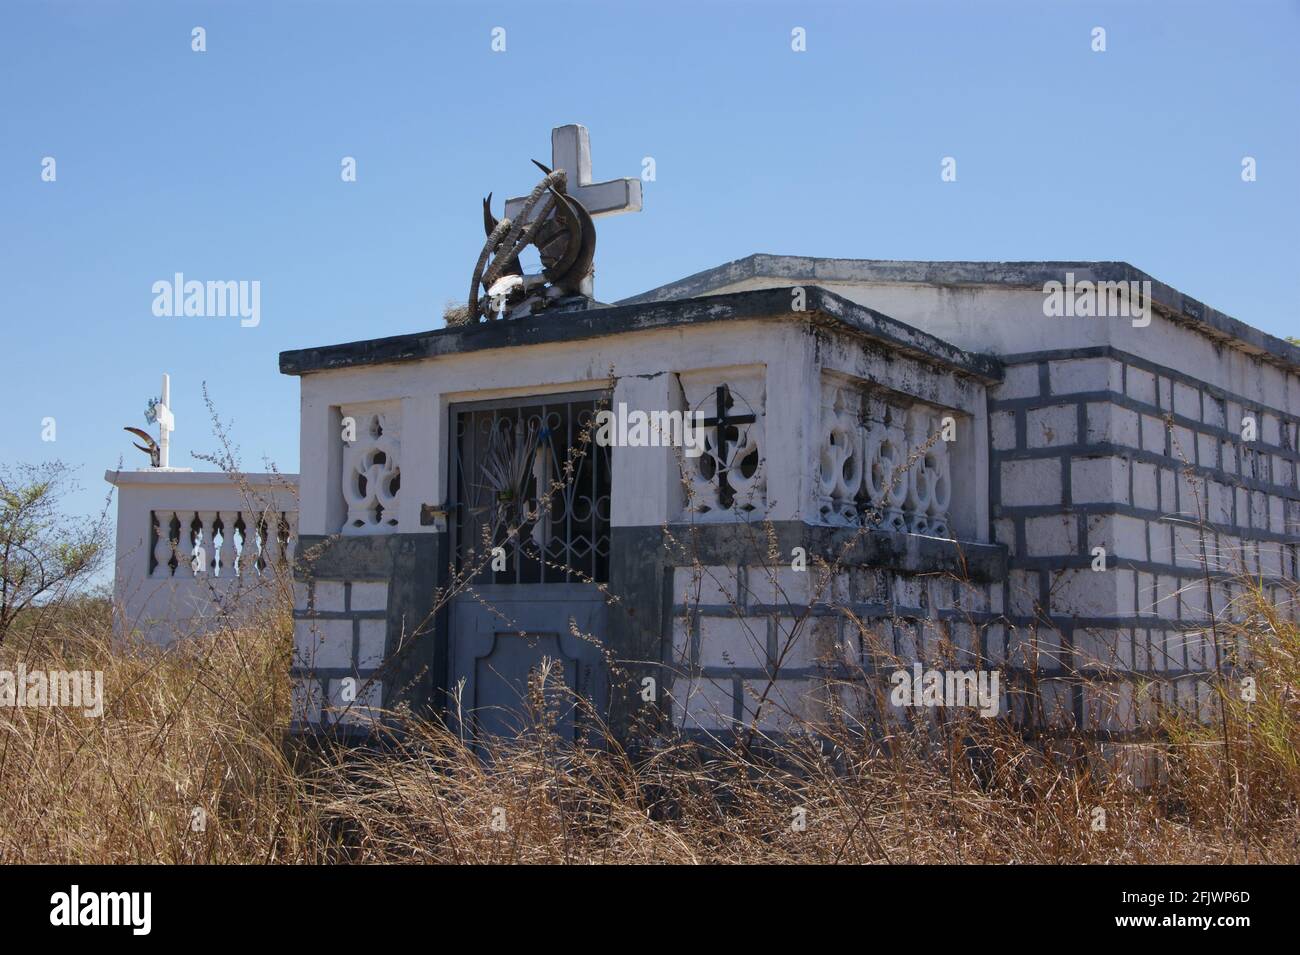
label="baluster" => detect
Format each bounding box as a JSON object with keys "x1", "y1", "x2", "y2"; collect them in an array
[
  {"x1": 817, "y1": 398, "x2": 842, "y2": 523},
  {"x1": 882, "y1": 419, "x2": 909, "y2": 533},
  {"x1": 217, "y1": 511, "x2": 238, "y2": 577},
  {"x1": 152, "y1": 510, "x2": 176, "y2": 577},
  {"x1": 194, "y1": 510, "x2": 217, "y2": 576},
  {"x1": 237, "y1": 513, "x2": 259, "y2": 578},
  {"x1": 904, "y1": 411, "x2": 931, "y2": 534},
  {"x1": 263, "y1": 512, "x2": 283, "y2": 571},
  {"x1": 926, "y1": 433, "x2": 952, "y2": 537},
  {"x1": 282, "y1": 514, "x2": 297, "y2": 571},
  {"x1": 179, "y1": 511, "x2": 199, "y2": 576},
  {"x1": 834, "y1": 406, "x2": 862, "y2": 524}
]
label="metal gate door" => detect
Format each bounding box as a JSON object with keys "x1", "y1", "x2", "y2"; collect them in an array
[{"x1": 447, "y1": 392, "x2": 611, "y2": 749}]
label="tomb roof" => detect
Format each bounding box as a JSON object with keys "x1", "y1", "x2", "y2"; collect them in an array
[
  {"x1": 278, "y1": 285, "x2": 1003, "y2": 382},
  {"x1": 620, "y1": 254, "x2": 1300, "y2": 372}
]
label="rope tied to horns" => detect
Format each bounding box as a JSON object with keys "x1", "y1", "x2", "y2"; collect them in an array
[{"x1": 469, "y1": 169, "x2": 567, "y2": 320}]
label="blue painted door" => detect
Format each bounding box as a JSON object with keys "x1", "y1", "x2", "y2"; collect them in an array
[{"x1": 449, "y1": 584, "x2": 608, "y2": 749}]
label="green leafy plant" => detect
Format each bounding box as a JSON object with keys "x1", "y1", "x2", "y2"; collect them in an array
[{"x1": 0, "y1": 462, "x2": 109, "y2": 646}]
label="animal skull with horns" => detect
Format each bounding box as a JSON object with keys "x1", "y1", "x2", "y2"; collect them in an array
[
  {"x1": 467, "y1": 160, "x2": 596, "y2": 322},
  {"x1": 123, "y1": 427, "x2": 160, "y2": 468}
]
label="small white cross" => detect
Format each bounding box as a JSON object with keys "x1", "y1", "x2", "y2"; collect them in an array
[
  {"x1": 156, "y1": 373, "x2": 175, "y2": 468},
  {"x1": 504, "y1": 124, "x2": 642, "y2": 222}
]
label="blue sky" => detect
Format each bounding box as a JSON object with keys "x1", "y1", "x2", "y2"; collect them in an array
[{"x1": 2, "y1": 0, "x2": 1297, "y2": 539}]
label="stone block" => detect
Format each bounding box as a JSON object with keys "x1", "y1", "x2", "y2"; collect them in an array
[
  {"x1": 892, "y1": 575, "x2": 924, "y2": 612},
  {"x1": 670, "y1": 676, "x2": 735, "y2": 730},
  {"x1": 1050, "y1": 568, "x2": 1134, "y2": 618},
  {"x1": 293, "y1": 618, "x2": 352, "y2": 670},
  {"x1": 676, "y1": 565, "x2": 742, "y2": 607},
  {"x1": 1083, "y1": 681, "x2": 1136, "y2": 732},
  {"x1": 292, "y1": 678, "x2": 323, "y2": 724},
  {"x1": 1008, "y1": 570, "x2": 1040, "y2": 618},
  {"x1": 984, "y1": 624, "x2": 1006, "y2": 664},
  {"x1": 327, "y1": 677, "x2": 383, "y2": 725},
  {"x1": 1197, "y1": 432, "x2": 1219, "y2": 469},
  {"x1": 1039, "y1": 680, "x2": 1075, "y2": 728},
  {"x1": 1151, "y1": 631, "x2": 1183, "y2": 671},
  {"x1": 997, "y1": 364, "x2": 1040, "y2": 400},
  {"x1": 1086, "y1": 403, "x2": 1140, "y2": 447},
  {"x1": 314, "y1": 581, "x2": 346, "y2": 613},
  {"x1": 1088, "y1": 513, "x2": 1148, "y2": 561},
  {"x1": 1073, "y1": 628, "x2": 1131, "y2": 672},
  {"x1": 1144, "y1": 413, "x2": 1175, "y2": 454},
  {"x1": 1148, "y1": 522, "x2": 1174, "y2": 565},
  {"x1": 1125, "y1": 366, "x2": 1156, "y2": 405},
  {"x1": 698, "y1": 615, "x2": 767, "y2": 668},
  {"x1": 775, "y1": 615, "x2": 841, "y2": 669},
  {"x1": 357, "y1": 618, "x2": 387, "y2": 668},
  {"x1": 741, "y1": 679, "x2": 818, "y2": 731},
  {"x1": 669, "y1": 614, "x2": 695, "y2": 670},
  {"x1": 1131, "y1": 628, "x2": 1149, "y2": 669},
  {"x1": 1027, "y1": 405, "x2": 1077, "y2": 448},
  {"x1": 745, "y1": 565, "x2": 809, "y2": 608},
  {"x1": 1173, "y1": 524, "x2": 1208, "y2": 569},
  {"x1": 1172, "y1": 382, "x2": 1201, "y2": 421},
  {"x1": 1071, "y1": 455, "x2": 1127, "y2": 505},
  {"x1": 1219, "y1": 440, "x2": 1238, "y2": 475},
  {"x1": 1208, "y1": 480, "x2": 1233, "y2": 526},
  {"x1": 1000, "y1": 459, "x2": 1063, "y2": 506},
  {"x1": 991, "y1": 411, "x2": 1018, "y2": 451},
  {"x1": 1136, "y1": 572, "x2": 1156, "y2": 618},
  {"x1": 1160, "y1": 468, "x2": 1177, "y2": 510},
  {"x1": 1203, "y1": 395, "x2": 1226, "y2": 429},
  {"x1": 1048, "y1": 357, "x2": 1121, "y2": 395},
  {"x1": 350, "y1": 580, "x2": 388, "y2": 611},
  {"x1": 1132, "y1": 461, "x2": 1159, "y2": 510},
  {"x1": 993, "y1": 518, "x2": 1017, "y2": 556},
  {"x1": 1025, "y1": 514, "x2": 1078, "y2": 556},
  {"x1": 1262, "y1": 413, "x2": 1282, "y2": 445},
  {"x1": 1157, "y1": 376, "x2": 1173, "y2": 410},
  {"x1": 1170, "y1": 424, "x2": 1196, "y2": 464}
]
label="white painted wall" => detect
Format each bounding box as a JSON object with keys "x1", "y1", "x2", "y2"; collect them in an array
[{"x1": 293, "y1": 315, "x2": 990, "y2": 541}]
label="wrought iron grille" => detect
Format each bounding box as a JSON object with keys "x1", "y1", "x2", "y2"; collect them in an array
[{"x1": 450, "y1": 394, "x2": 611, "y2": 584}]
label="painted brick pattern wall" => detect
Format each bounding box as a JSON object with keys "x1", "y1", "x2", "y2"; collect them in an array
[
  {"x1": 291, "y1": 579, "x2": 390, "y2": 728},
  {"x1": 667, "y1": 563, "x2": 1004, "y2": 733},
  {"x1": 990, "y1": 346, "x2": 1300, "y2": 736}
]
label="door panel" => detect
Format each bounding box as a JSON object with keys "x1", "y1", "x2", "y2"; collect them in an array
[{"x1": 450, "y1": 584, "x2": 607, "y2": 750}]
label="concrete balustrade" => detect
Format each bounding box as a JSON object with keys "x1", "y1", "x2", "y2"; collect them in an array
[{"x1": 105, "y1": 469, "x2": 299, "y2": 644}]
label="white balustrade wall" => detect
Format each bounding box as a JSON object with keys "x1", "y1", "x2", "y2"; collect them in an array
[{"x1": 106, "y1": 469, "x2": 299, "y2": 644}]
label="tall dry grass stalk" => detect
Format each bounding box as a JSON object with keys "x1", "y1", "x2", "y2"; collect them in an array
[
  {"x1": 0, "y1": 579, "x2": 1295, "y2": 863},
  {"x1": 1, "y1": 399, "x2": 1292, "y2": 864},
  {"x1": 0, "y1": 599, "x2": 323, "y2": 863},
  {"x1": 1163, "y1": 578, "x2": 1300, "y2": 846}
]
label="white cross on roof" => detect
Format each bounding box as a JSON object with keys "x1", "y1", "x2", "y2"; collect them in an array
[{"x1": 504, "y1": 124, "x2": 643, "y2": 222}]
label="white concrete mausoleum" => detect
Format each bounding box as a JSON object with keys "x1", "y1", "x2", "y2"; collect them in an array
[
  {"x1": 110, "y1": 128, "x2": 1300, "y2": 757},
  {"x1": 274, "y1": 251, "x2": 1299, "y2": 747}
]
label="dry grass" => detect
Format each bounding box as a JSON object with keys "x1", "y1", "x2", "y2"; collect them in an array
[{"x1": 0, "y1": 585, "x2": 1295, "y2": 864}]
